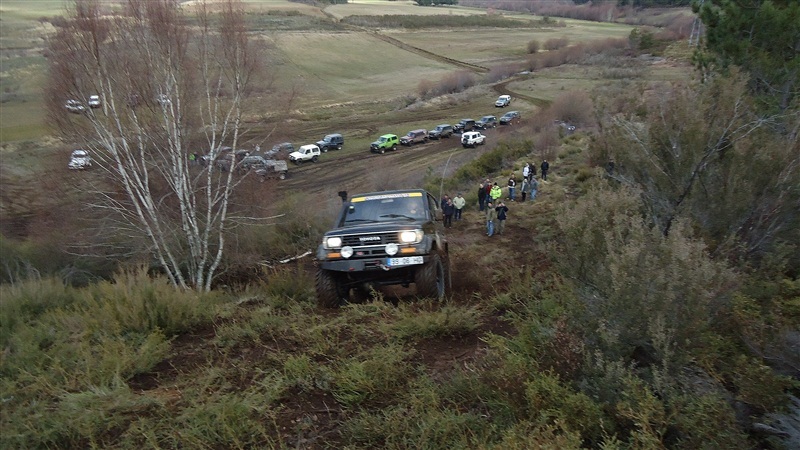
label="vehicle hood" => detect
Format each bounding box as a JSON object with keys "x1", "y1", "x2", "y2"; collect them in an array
[
  {"x1": 315, "y1": 140, "x2": 327, "y2": 147},
  {"x1": 324, "y1": 221, "x2": 423, "y2": 237},
  {"x1": 288, "y1": 151, "x2": 303, "y2": 158}
]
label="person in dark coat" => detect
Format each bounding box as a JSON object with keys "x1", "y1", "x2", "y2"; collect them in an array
[
  {"x1": 495, "y1": 201, "x2": 509, "y2": 235},
  {"x1": 540, "y1": 159, "x2": 550, "y2": 181},
  {"x1": 442, "y1": 198, "x2": 455, "y2": 228},
  {"x1": 478, "y1": 182, "x2": 487, "y2": 211}
]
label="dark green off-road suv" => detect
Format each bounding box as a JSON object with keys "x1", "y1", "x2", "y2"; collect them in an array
[{"x1": 315, "y1": 189, "x2": 450, "y2": 307}]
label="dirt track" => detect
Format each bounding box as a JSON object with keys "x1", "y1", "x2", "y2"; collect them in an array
[{"x1": 278, "y1": 121, "x2": 528, "y2": 198}]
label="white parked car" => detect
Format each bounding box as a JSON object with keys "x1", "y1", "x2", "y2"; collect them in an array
[
  {"x1": 289, "y1": 144, "x2": 321, "y2": 163},
  {"x1": 64, "y1": 99, "x2": 85, "y2": 114},
  {"x1": 461, "y1": 131, "x2": 486, "y2": 148},
  {"x1": 68, "y1": 149, "x2": 92, "y2": 170},
  {"x1": 88, "y1": 95, "x2": 101, "y2": 108},
  {"x1": 495, "y1": 94, "x2": 511, "y2": 107}
]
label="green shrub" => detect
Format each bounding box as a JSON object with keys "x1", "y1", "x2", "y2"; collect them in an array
[
  {"x1": 333, "y1": 344, "x2": 413, "y2": 408},
  {"x1": 389, "y1": 304, "x2": 481, "y2": 341}
]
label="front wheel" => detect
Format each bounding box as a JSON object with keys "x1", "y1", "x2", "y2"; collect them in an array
[
  {"x1": 316, "y1": 269, "x2": 348, "y2": 308},
  {"x1": 278, "y1": 172, "x2": 286, "y2": 180},
  {"x1": 380, "y1": 148, "x2": 385, "y2": 154},
  {"x1": 415, "y1": 253, "x2": 447, "y2": 300}
]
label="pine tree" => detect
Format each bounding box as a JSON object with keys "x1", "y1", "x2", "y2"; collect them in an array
[{"x1": 695, "y1": 0, "x2": 800, "y2": 113}]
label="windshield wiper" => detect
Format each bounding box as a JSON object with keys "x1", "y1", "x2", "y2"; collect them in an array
[
  {"x1": 344, "y1": 218, "x2": 378, "y2": 223},
  {"x1": 379, "y1": 214, "x2": 416, "y2": 221}
]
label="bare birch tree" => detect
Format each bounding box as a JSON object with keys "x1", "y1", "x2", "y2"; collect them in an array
[{"x1": 46, "y1": 0, "x2": 268, "y2": 290}]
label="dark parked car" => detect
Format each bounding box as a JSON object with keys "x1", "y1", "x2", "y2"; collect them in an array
[
  {"x1": 316, "y1": 133, "x2": 344, "y2": 152},
  {"x1": 428, "y1": 124, "x2": 453, "y2": 139},
  {"x1": 499, "y1": 111, "x2": 520, "y2": 125},
  {"x1": 400, "y1": 129, "x2": 428, "y2": 146},
  {"x1": 453, "y1": 118, "x2": 476, "y2": 133},
  {"x1": 474, "y1": 115, "x2": 497, "y2": 130}
]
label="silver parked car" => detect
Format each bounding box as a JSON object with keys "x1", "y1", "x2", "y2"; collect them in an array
[{"x1": 68, "y1": 149, "x2": 92, "y2": 169}]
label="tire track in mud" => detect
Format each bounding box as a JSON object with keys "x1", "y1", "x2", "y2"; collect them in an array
[
  {"x1": 365, "y1": 31, "x2": 490, "y2": 74},
  {"x1": 493, "y1": 79, "x2": 552, "y2": 108},
  {"x1": 277, "y1": 123, "x2": 524, "y2": 197}
]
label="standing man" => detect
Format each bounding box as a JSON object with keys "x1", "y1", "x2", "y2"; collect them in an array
[
  {"x1": 485, "y1": 201, "x2": 496, "y2": 236},
  {"x1": 440, "y1": 194, "x2": 450, "y2": 211},
  {"x1": 520, "y1": 177, "x2": 530, "y2": 202},
  {"x1": 490, "y1": 182, "x2": 502, "y2": 205},
  {"x1": 541, "y1": 159, "x2": 550, "y2": 181},
  {"x1": 530, "y1": 176, "x2": 539, "y2": 201},
  {"x1": 442, "y1": 198, "x2": 455, "y2": 228},
  {"x1": 495, "y1": 201, "x2": 509, "y2": 235},
  {"x1": 477, "y1": 182, "x2": 487, "y2": 211},
  {"x1": 507, "y1": 175, "x2": 516, "y2": 201},
  {"x1": 522, "y1": 163, "x2": 530, "y2": 182},
  {"x1": 453, "y1": 193, "x2": 466, "y2": 221}
]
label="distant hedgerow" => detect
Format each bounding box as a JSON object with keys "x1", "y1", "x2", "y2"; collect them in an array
[{"x1": 341, "y1": 15, "x2": 553, "y2": 29}]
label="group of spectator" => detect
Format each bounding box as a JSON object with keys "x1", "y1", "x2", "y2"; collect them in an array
[
  {"x1": 439, "y1": 193, "x2": 466, "y2": 228},
  {"x1": 440, "y1": 159, "x2": 551, "y2": 236}
]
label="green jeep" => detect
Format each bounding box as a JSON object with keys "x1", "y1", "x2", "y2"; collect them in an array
[{"x1": 370, "y1": 134, "x2": 399, "y2": 154}]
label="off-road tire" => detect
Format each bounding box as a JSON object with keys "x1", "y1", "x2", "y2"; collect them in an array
[
  {"x1": 316, "y1": 269, "x2": 347, "y2": 308},
  {"x1": 336, "y1": 144, "x2": 342, "y2": 150},
  {"x1": 380, "y1": 148, "x2": 385, "y2": 154},
  {"x1": 278, "y1": 172, "x2": 286, "y2": 180},
  {"x1": 415, "y1": 252, "x2": 446, "y2": 300},
  {"x1": 391, "y1": 144, "x2": 397, "y2": 151},
  {"x1": 322, "y1": 147, "x2": 328, "y2": 153},
  {"x1": 312, "y1": 155, "x2": 318, "y2": 162}
]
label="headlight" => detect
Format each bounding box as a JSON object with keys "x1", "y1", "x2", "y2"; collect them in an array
[
  {"x1": 340, "y1": 246, "x2": 353, "y2": 258},
  {"x1": 325, "y1": 236, "x2": 342, "y2": 248},
  {"x1": 400, "y1": 230, "x2": 423, "y2": 244}
]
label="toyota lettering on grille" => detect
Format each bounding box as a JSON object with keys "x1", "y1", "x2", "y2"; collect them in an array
[{"x1": 359, "y1": 236, "x2": 381, "y2": 242}]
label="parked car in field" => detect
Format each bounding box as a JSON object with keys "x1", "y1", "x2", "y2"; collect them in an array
[
  {"x1": 554, "y1": 120, "x2": 576, "y2": 134},
  {"x1": 264, "y1": 142, "x2": 293, "y2": 159},
  {"x1": 499, "y1": 111, "x2": 520, "y2": 125},
  {"x1": 400, "y1": 129, "x2": 428, "y2": 146},
  {"x1": 238, "y1": 155, "x2": 289, "y2": 180},
  {"x1": 256, "y1": 159, "x2": 289, "y2": 180},
  {"x1": 495, "y1": 95, "x2": 512, "y2": 107},
  {"x1": 453, "y1": 118, "x2": 476, "y2": 134},
  {"x1": 461, "y1": 131, "x2": 486, "y2": 148},
  {"x1": 216, "y1": 150, "x2": 250, "y2": 171},
  {"x1": 316, "y1": 133, "x2": 344, "y2": 152},
  {"x1": 68, "y1": 149, "x2": 92, "y2": 169},
  {"x1": 65, "y1": 99, "x2": 86, "y2": 114},
  {"x1": 88, "y1": 95, "x2": 101, "y2": 108},
  {"x1": 370, "y1": 134, "x2": 399, "y2": 154},
  {"x1": 474, "y1": 115, "x2": 497, "y2": 130},
  {"x1": 289, "y1": 144, "x2": 321, "y2": 163},
  {"x1": 428, "y1": 124, "x2": 453, "y2": 140}
]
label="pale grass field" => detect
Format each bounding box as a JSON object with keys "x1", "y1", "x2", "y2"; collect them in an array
[
  {"x1": 273, "y1": 31, "x2": 456, "y2": 107},
  {"x1": 0, "y1": 0, "x2": 684, "y2": 145}
]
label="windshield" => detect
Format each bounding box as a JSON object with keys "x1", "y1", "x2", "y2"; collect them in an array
[{"x1": 343, "y1": 193, "x2": 427, "y2": 224}]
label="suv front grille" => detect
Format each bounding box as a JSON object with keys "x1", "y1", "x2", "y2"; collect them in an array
[{"x1": 341, "y1": 232, "x2": 400, "y2": 247}]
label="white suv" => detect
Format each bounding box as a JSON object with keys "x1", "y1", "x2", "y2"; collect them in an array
[
  {"x1": 289, "y1": 144, "x2": 321, "y2": 163},
  {"x1": 461, "y1": 131, "x2": 486, "y2": 148}
]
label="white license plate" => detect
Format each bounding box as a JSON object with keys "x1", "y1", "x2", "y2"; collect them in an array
[{"x1": 387, "y1": 256, "x2": 423, "y2": 267}]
